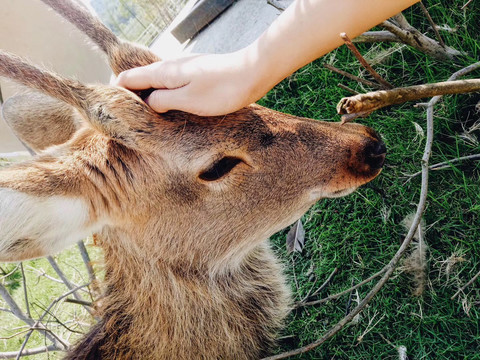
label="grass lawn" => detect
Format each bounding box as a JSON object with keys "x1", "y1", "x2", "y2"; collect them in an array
[
  {"x1": 1, "y1": 0, "x2": 479, "y2": 358},
  {"x1": 260, "y1": 1, "x2": 480, "y2": 358}
]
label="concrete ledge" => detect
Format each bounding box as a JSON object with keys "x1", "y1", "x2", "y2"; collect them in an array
[{"x1": 151, "y1": 0, "x2": 293, "y2": 57}]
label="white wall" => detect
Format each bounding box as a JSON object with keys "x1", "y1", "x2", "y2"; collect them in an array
[{"x1": 0, "y1": 0, "x2": 112, "y2": 153}]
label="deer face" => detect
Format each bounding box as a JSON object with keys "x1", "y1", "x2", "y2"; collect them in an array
[
  {"x1": 0, "y1": 54, "x2": 385, "y2": 267},
  {"x1": 52, "y1": 86, "x2": 385, "y2": 266}
]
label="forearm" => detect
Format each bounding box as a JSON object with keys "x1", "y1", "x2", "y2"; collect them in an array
[{"x1": 242, "y1": 0, "x2": 420, "y2": 102}]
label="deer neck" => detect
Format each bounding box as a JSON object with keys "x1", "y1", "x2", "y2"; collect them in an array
[{"x1": 68, "y1": 228, "x2": 291, "y2": 360}]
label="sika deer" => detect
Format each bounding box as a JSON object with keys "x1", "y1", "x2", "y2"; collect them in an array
[{"x1": 0, "y1": 1, "x2": 386, "y2": 358}]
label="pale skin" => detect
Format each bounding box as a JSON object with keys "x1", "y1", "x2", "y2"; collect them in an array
[{"x1": 116, "y1": 0, "x2": 420, "y2": 116}]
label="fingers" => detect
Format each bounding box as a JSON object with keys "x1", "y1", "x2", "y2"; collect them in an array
[
  {"x1": 116, "y1": 63, "x2": 162, "y2": 90},
  {"x1": 146, "y1": 88, "x2": 230, "y2": 117},
  {"x1": 145, "y1": 88, "x2": 186, "y2": 113},
  {"x1": 116, "y1": 61, "x2": 190, "y2": 91}
]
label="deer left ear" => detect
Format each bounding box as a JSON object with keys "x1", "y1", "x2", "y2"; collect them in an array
[
  {"x1": 0, "y1": 188, "x2": 102, "y2": 262},
  {"x1": 0, "y1": 158, "x2": 104, "y2": 262}
]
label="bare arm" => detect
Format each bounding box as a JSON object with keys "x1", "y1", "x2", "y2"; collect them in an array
[{"x1": 117, "y1": 0, "x2": 420, "y2": 116}]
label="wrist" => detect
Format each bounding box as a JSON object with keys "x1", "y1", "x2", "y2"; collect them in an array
[{"x1": 232, "y1": 44, "x2": 273, "y2": 106}]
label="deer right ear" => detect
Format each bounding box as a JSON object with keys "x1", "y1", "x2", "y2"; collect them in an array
[{"x1": 0, "y1": 159, "x2": 104, "y2": 262}]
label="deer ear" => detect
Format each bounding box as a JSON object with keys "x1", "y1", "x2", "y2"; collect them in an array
[{"x1": 0, "y1": 160, "x2": 104, "y2": 262}]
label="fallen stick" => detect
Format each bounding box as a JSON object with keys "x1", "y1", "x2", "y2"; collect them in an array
[
  {"x1": 337, "y1": 78, "x2": 480, "y2": 121},
  {"x1": 340, "y1": 32, "x2": 394, "y2": 89},
  {"x1": 323, "y1": 64, "x2": 381, "y2": 89},
  {"x1": 451, "y1": 268, "x2": 480, "y2": 300},
  {"x1": 380, "y1": 14, "x2": 463, "y2": 61}
]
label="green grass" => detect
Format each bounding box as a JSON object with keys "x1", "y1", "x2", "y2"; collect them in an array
[
  {"x1": 259, "y1": 1, "x2": 480, "y2": 358},
  {"x1": 1, "y1": 0, "x2": 479, "y2": 358}
]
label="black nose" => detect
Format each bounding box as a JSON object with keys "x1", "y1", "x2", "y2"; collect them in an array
[{"x1": 364, "y1": 140, "x2": 386, "y2": 170}]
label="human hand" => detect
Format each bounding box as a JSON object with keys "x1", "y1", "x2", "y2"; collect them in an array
[{"x1": 115, "y1": 51, "x2": 263, "y2": 116}]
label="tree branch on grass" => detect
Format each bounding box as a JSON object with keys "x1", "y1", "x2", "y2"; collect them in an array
[
  {"x1": 296, "y1": 268, "x2": 386, "y2": 308},
  {"x1": 19, "y1": 264, "x2": 30, "y2": 319},
  {"x1": 47, "y1": 256, "x2": 93, "y2": 315},
  {"x1": 451, "y1": 268, "x2": 480, "y2": 300},
  {"x1": 0, "y1": 283, "x2": 68, "y2": 351},
  {"x1": 323, "y1": 64, "x2": 381, "y2": 89},
  {"x1": 0, "y1": 345, "x2": 60, "y2": 359},
  {"x1": 353, "y1": 31, "x2": 401, "y2": 43},
  {"x1": 461, "y1": 0, "x2": 474, "y2": 10},
  {"x1": 77, "y1": 241, "x2": 100, "y2": 295},
  {"x1": 340, "y1": 32, "x2": 394, "y2": 89},
  {"x1": 418, "y1": 2, "x2": 446, "y2": 48},
  {"x1": 405, "y1": 153, "x2": 480, "y2": 179},
  {"x1": 14, "y1": 284, "x2": 90, "y2": 358},
  {"x1": 296, "y1": 268, "x2": 338, "y2": 307},
  {"x1": 337, "y1": 76, "x2": 480, "y2": 122},
  {"x1": 380, "y1": 13, "x2": 463, "y2": 61}
]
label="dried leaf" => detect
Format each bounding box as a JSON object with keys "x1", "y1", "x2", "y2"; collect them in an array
[{"x1": 286, "y1": 219, "x2": 305, "y2": 254}]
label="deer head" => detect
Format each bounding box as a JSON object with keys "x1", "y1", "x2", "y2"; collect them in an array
[
  {"x1": 0, "y1": 1, "x2": 387, "y2": 267},
  {"x1": 0, "y1": 45, "x2": 385, "y2": 266}
]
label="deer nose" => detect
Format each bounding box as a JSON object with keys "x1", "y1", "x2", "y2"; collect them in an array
[{"x1": 364, "y1": 139, "x2": 386, "y2": 170}]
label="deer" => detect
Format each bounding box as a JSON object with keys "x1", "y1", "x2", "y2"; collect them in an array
[{"x1": 0, "y1": 0, "x2": 386, "y2": 359}]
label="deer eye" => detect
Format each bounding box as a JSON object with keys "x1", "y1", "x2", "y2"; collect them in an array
[{"x1": 199, "y1": 157, "x2": 243, "y2": 181}]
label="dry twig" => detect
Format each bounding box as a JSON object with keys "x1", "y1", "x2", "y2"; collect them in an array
[
  {"x1": 380, "y1": 13, "x2": 462, "y2": 61},
  {"x1": 47, "y1": 257, "x2": 92, "y2": 314},
  {"x1": 0, "y1": 283, "x2": 68, "y2": 351},
  {"x1": 337, "y1": 83, "x2": 359, "y2": 95},
  {"x1": 14, "y1": 284, "x2": 89, "y2": 359},
  {"x1": 0, "y1": 345, "x2": 60, "y2": 359},
  {"x1": 418, "y1": 2, "x2": 446, "y2": 47},
  {"x1": 337, "y1": 76, "x2": 480, "y2": 122},
  {"x1": 451, "y1": 268, "x2": 480, "y2": 299},
  {"x1": 323, "y1": 64, "x2": 381, "y2": 89},
  {"x1": 296, "y1": 268, "x2": 386, "y2": 308},
  {"x1": 295, "y1": 268, "x2": 338, "y2": 307},
  {"x1": 353, "y1": 31, "x2": 400, "y2": 43},
  {"x1": 405, "y1": 153, "x2": 480, "y2": 178},
  {"x1": 340, "y1": 32, "x2": 394, "y2": 89},
  {"x1": 461, "y1": 0, "x2": 474, "y2": 10}
]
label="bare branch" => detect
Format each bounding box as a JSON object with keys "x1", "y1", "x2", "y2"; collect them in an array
[
  {"x1": 391, "y1": 13, "x2": 410, "y2": 29},
  {"x1": 380, "y1": 18, "x2": 463, "y2": 61},
  {"x1": 337, "y1": 77, "x2": 480, "y2": 120},
  {"x1": 0, "y1": 345, "x2": 60, "y2": 359},
  {"x1": 451, "y1": 268, "x2": 480, "y2": 299},
  {"x1": 47, "y1": 256, "x2": 93, "y2": 314},
  {"x1": 296, "y1": 268, "x2": 338, "y2": 307},
  {"x1": 405, "y1": 154, "x2": 480, "y2": 178},
  {"x1": 77, "y1": 241, "x2": 99, "y2": 294},
  {"x1": 418, "y1": 2, "x2": 446, "y2": 47},
  {"x1": 14, "y1": 283, "x2": 89, "y2": 357},
  {"x1": 461, "y1": 0, "x2": 474, "y2": 10},
  {"x1": 340, "y1": 32, "x2": 394, "y2": 89},
  {"x1": 65, "y1": 298, "x2": 93, "y2": 307},
  {"x1": 297, "y1": 268, "x2": 386, "y2": 308},
  {"x1": 337, "y1": 83, "x2": 360, "y2": 95},
  {"x1": 0, "y1": 283, "x2": 68, "y2": 350},
  {"x1": 19, "y1": 264, "x2": 30, "y2": 319},
  {"x1": 353, "y1": 31, "x2": 401, "y2": 43},
  {"x1": 267, "y1": 0, "x2": 288, "y2": 11},
  {"x1": 323, "y1": 64, "x2": 381, "y2": 89}
]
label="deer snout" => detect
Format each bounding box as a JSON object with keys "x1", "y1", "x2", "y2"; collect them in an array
[{"x1": 363, "y1": 138, "x2": 386, "y2": 170}]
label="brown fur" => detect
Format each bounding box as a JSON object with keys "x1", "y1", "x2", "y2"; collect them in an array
[{"x1": 0, "y1": 1, "x2": 386, "y2": 358}]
